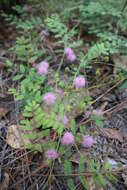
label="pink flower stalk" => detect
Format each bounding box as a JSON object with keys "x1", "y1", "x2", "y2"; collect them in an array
[
  {"x1": 38, "y1": 61, "x2": 49, "y2": 75},
  {"x1": 82, "y1": 136, "x2": 94, "y2": 148},
  {"x1": 45, "y1": 149, "x2": 58, "y2": 160},
  {"x1": 57, "y1": 115, "x2": 69, "y2": 126},
  {"x1": 56, "y1": 88, "x2": 63, "y2": 96},
  {"x1": 40, "y1": 29, "x2": 47, "y2": 39},
  {"x1": 63, "y1": 115, "x2": 69, "y2": 125},
  {"x1": 43, "y1": 92, "x2": 56, "y2": 105},
  {"x1": 73, "y1": 76, "x2": 86, "y2": 89},
  {"x1": 65, "y1": 47, "x2": 76, "y2": 63},
  {"x1": 61, "y1": 132, "x2": 74, "y2": 145}
]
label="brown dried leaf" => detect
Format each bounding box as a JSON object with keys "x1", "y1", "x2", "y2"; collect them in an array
[
  {"x1": 0, "y1": 62, "x2": 6, "y2": 70},
  {"x1": 102, "y1": 128, "x2": 123, "y2": 142},
  {"x1": 70, "y1": 150, "x2": 87, "y2": 164},
  {"x1": 6, "y1": 125, "x2": 30, "y2": 149},
  {"x1": 0, "y1": 107, "x2": 9, "y2": 123},
  {"x1": 112, "y1": 55, "x2": 127, "y2": 75},
  {"x1": 0, "y1": 172, "x2": 9, "y2": 190},
  {"x1": 0, "y1": 107, "x2": 9, "y2": 118},
  {"x1": 92, "y1": 102, "x2": 108, "y2": 117},
  {"x1": 122, "y1": 173, "x2": 127, "y2": 187},
  {"x1": 70, "y1": 152, "x2": 81, "y2": 164}
]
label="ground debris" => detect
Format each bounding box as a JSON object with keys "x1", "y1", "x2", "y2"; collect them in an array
[
  {"x1": 6, "y1": 125, "x2": 30, "y2": 149},
  {"x1": 0, "y1": 172, "x2": 9, "y2": 190},
  {"x1": 98, "y1": 128, "x2": 124, "y2": 142}
]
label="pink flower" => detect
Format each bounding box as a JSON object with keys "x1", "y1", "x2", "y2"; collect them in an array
[
  {"x1": 43, "y1": 92, "x2": 56, "y2": 105},
  {"x1": 65, "y1": 47, "x2": 74, "y2": 56},
  {"x1": 82, "y1": 136, "x2": 94, "y2": 148},
  {"x1": 61, "y1": 132, "x2": 74, "y2": 145},
  {"x1": 65, "y1": 47, "x2": 76, "y2": 63},
  {"x1": 32, "y1": 63, "x2": 36, "y2": 68},
  {"x1": 73, "y1": 76, "x2": 86, "y2": 89},
  {"x1": 38, "y1": 61, "x2": 49, "y2": 75},
  {"x1": 45, "y1": 149, "x2": 58, "y2": 160}
]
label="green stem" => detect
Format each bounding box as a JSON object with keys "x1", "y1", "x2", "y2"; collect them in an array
[
  {"x1": 55, "y1": 52, "x2": 65, "y2": 89},
  {"x1": 74, "y1": 143, "x2": 82, "y2": 157},
  {"x1": 43, "y1": 135, "x2": 61, "y2": 190}
]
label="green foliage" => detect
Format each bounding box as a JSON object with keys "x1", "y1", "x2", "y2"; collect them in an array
[
  {"x1": 5, "y1": 2, "x2": 121, "y2": 189},
  {"x1": 62, "y1": 0, "x2": 127, "y2": 55},
  {"x1": 10, "y1": 35, "x2": 43, "y2": 63},
  {"x1": 9, "y1": 67, "x2": 45, "y2": 104},
  {"x1": 17, "y1": 17, "x2": 43, "y2": 31},
  {"x1": 79, "y1": 156, "x2": 89, "y2": 190},
  {"x1": 20, "y1": 101, "x2": 49, "y2": 152},
  {"x1": 91, "y1": 115, "x2": 104, "y2": 128},
  {"x1": 89, "y1": 160, "x2": 106, "y2": 188},
  {"x1": 45, "y1": 14, "x2": 68, "y2": 38},
  {"x1": 120, "y1": 79, "x2": 127, "y2": 89},
  {"x1": 120, "y1": 69, "x2": 127, "y2": 89},
  {"x1": 64, "y1": 160, "x2": 75, "y2": 190},
  {"x1": 45, "y1": 13, "x2": 82, "y2": 49}
]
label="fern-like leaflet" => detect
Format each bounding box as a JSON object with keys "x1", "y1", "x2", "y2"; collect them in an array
[{"x1": 64, "y1": 160, "x2": 75, "y2": 190}]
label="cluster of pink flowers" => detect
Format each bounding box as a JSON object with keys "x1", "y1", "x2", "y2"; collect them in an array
[
  {"x1": 38, "y1": 61, "x2": 49, "y2": 75},
  {"x1": 82, "y1": 135, "x2": 94, "y2": 148},
  {"x1": 73, "y1": 76, "x2": 86, "y2": 89},
  {"x1": 43, "y1": 92, "x2": 56, "y2": 106},
  {"x1": 45, "y1": 149, "x2": 58, "y2": 160},
  {"x1": 45, "y1": 134, "x2": 94, "y2": 160},
  {"x1": 38, "y1": 47, "x2": 90, "y2": 162},
  {"x1": 65, "y1": 47, "x2": 76, "y2": 63},
  {"x1": 61, "y1": 132, "x2": 74, "y2": 145}
]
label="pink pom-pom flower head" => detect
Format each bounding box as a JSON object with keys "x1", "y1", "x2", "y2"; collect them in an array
[
  {"x1": 43, "y1": 92, "x2": 56, "y2": 106},
  {"x1": 45, "y1": 149, "x2": 58, "y2": 160},
  {"x1": 65, "y1": 47, "x2": 76, "y2": 63},
  {"x1": 82, "y1": 136, "x2": 94, "y2": 148},
  {"x1": 38, "y1": 61, "x2": 49, "y2": 75},
  {"x1": 73, "y1": 76, "x2": 86, "y2": 89},
  {"x1": 61, "y1": 132, "x2": 74, "y2": 145}
]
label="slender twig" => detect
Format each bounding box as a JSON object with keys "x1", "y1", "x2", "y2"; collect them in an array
[
  {"x1": 92, "y1": 79, "x2": 124, "y2": 104},
  {"x1": 10, "y1": 166, "x2": 126, "y2": 188},
  {"x1": 121, "y1": 0, "x2": 127, "y2": 12}
]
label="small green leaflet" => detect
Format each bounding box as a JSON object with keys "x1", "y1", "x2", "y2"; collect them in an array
[
  {"x1": 64, "y1": 160, "x2": 75, "y2": 190},
  {"x1": 13, "y1": 74, "x2": 23, "y2": 81},
  {"x1": 20, "y1": 64, "x2": 25, "y2": 73},
  {"x1": 79, "y1": 156, "x2": 89, "y2": 190},
  {"x1": 120, "y1": 79, "x2": 127, "y2": 89}
]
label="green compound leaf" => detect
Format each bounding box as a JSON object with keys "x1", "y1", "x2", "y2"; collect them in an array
[
  {"x1": 93, "y1": 173, "x2": 106, "y2": 188},
  {"x1": 79, "y1": 156, "x2": 89, "y2": 190},
  {"x1": 20, "y1": 64, "x2": 25, "y2": 74},
  {"x1": 13, "y1": 74, "x2": 23, "y2": 81},
  {"x1": 120, "y1": 79, "x2": 127, "y2": 89},
  {"x1": 64, "y1": 160, "x2": 75, "y2": 190}
]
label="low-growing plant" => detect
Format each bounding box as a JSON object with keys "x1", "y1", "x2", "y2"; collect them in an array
[{"x1": 4, "y1": 2, "x2": 120, "y2": 189}]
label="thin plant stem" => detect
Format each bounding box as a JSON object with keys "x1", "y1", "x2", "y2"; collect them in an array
[{"x1": 43, "y1": 134, "x2": 61, "y2": 190}]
